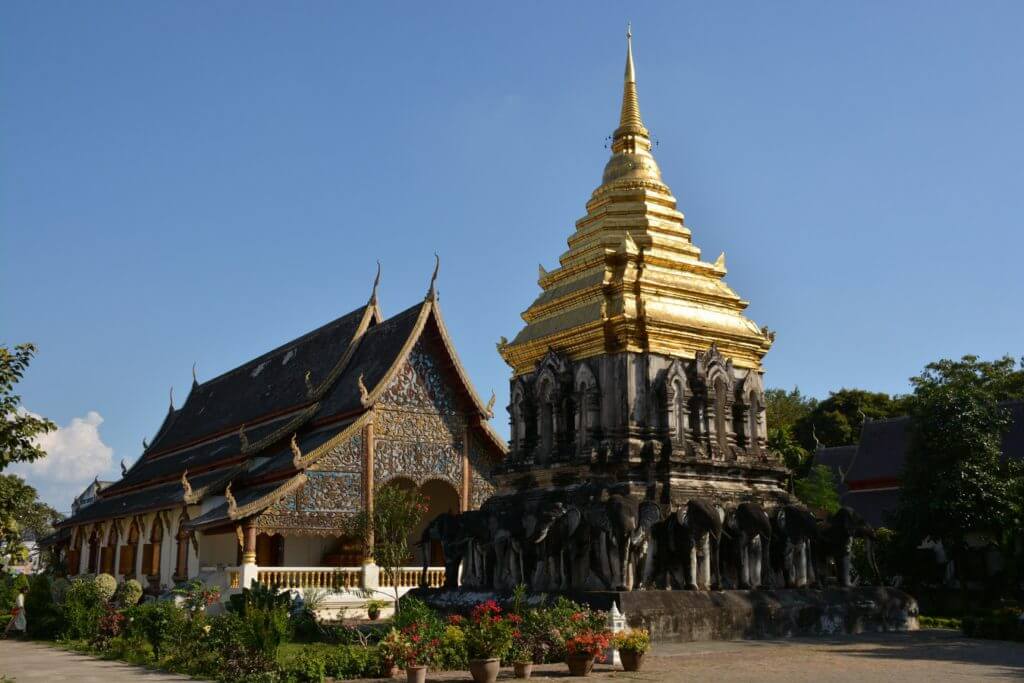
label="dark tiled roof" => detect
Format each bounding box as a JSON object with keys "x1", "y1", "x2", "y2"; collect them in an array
[
  {"x1": 67, "y1": 468, "x2": 237, "y2": 525},
  {"x1": 106, "y1": 418, "x2": 284, "y2": 494},
  {"x1": 244, "y1": 421, "x2": 355, "y2": 479},
  {"x1": 847, "y1": 399, "x2": 1024, "y2": 484},
  {"x1": 813, "y1": 445, "x2": 857, "y2": 495},
  {"x1": 187, "y1": 480, "x2": 288, "y2": 529},
  {"x1": 149, "y1": 305, "x2": 369, "y2": 453},
  {"x1": 318, "y1": 303, "x2": 423, "y2": 416}
]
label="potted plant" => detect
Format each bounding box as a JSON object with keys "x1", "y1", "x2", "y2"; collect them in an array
[
  {"x1": 612, "y1": 628, "x2": 651, "y2": 671},
  {"x1": 366, "y1": 598, "x2": 387, "y2": 621},
  {"x1": 564, "y1": 630, "x2": 611, "y2": 677},
  {"x1": 506, "y1": 613, "x2": 534, "y2": 679},
  {"x1": 464, "y1": 600, "x2": 513, "y2": 683},
  {"x1": 398, "y1": 621, "x2": 439, "y2": 683}
]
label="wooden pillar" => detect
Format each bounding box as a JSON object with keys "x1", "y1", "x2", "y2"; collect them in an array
[
  {"x1": 174, "y1": 527, "x2": 189, "y2": 581},
  {"x1": 242, "y1": 520, "x2": 257, "y2": 565},
  {"x1": 363, "y1": 419, "x2": 375, "y2": 561},
  {"x1": 461, "y1": 423, "x2": 470, "y2": 512}
]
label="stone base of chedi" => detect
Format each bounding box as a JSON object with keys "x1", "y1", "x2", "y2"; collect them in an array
[{"x1": 413, "y1": 587, "x2": 920, "y2": 642}]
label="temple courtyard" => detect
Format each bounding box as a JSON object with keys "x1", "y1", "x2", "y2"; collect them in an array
[{"x1": 2, "y1": 631, "x2": 1023, "y2": 682}]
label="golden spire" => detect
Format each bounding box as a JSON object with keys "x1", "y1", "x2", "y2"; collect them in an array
[
  {"x1": 602, "y1": 24, "x2": 660, "y2": 186},
  {"x1": 619, "y1": 22, "x2": 643, "y2": 132}
]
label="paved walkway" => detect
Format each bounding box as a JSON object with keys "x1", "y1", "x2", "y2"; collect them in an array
[
  {"x1": 0, "y1": 640, "x2": 192, "y2": 682},
  {"x1": 2, "y1": 631, "x2": 1023, "y2": 682}
]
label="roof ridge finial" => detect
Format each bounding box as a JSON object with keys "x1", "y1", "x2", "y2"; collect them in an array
[
  {"x1": 192, "y1": 362, "x2": 198, "y2": 388},
  {"x1": 370, "y1": 260, "x2": 381, "y2": 305},
  {"x1": 168, "y1": 386, "x2": 175, "y2": 412},
  {"x1": 426, "y1": 253, "x2": 440, "y2": 301}
]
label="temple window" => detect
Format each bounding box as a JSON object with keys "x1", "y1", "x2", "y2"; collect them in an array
[
  {"x1": 142, "y1": 521, "x2": 162, "y2": 579},
  {"x1": 119, "y1": 522, "x2": 139, "y2": 577},
  {"x1": 672, "y1": 378, "x2": 686, "y2": 444}
]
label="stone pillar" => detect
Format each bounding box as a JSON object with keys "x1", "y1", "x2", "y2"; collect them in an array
[
  {"x1": 361, "y1": 562, "x2": 380, "y2": 592},
  {"x1": 134, "y1": 531, "x2": 144, "y2": 579}
]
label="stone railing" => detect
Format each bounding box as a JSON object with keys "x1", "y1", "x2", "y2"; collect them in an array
[
  {"x1": 380, "y1": 566, "x2": 445, "y2": 589},
  {"x1": 257, "y1": 567, "x2": 363, "y2": 591}
]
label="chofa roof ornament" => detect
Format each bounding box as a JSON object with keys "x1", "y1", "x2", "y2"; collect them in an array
[
  {"x1": 290, "y1": 433, "x2": 303, "y2": 469},
  {"x1": 225, "y1": 482, "x2": 238, "y2": 517},
  {"x1": 425, "y1": 253, "x2": 440, "y2": 301}
]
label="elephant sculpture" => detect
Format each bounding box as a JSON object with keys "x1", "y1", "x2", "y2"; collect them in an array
[
  {"x1": 725, "y1": 502, "x2": 773, "y2": 589},
  {"x1": 665, "y1": 499, "x2": 727, "y2": 590},
  {"x1": 418, "y1": 509, "x2": 494, "y2": 589},
  {"x1": 584, "y1": 491, "x2": 660, "y2": 590},
  {"x1": 490, "y1": 506, "x2": 538, "y2": 591},
  {"x1": 418, "y1": 512, "x2": 465, "y2": 589},
  {"x1": 772, "y1": 505, "x2": 820, "y2": 588},
  {"x1": 531, "y1": 501, "x2": 585, "y2": 590},
  {"x1": 817, "y1": 506, "x2": 877, "y2": 587}
]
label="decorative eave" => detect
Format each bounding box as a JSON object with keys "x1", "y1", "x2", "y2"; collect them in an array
[
  {"x1": 292, "y1": 409, "x2": 375, "y2": 470},
  {"x1": 227, "y1": 473, "x2": 308, "y2": 521}
]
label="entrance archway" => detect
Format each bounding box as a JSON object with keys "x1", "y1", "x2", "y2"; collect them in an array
[{"x1": 416, "y1": 479, "x2": 461, "y2": 566}]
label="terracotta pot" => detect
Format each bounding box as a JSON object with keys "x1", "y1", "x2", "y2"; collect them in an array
[
  {"x1": 620, "y1": 650, "x2": 645, "y2": 672},
  {"x1": 566, "y1": 653, "x2": 595, "y2": 677},
  {"x1": 513, "y1": 662, "x2": 534, "y2": 679},
  {"x1": 405, "y1": 665, "x2": 427, "y2": 683},
  {"x1": 368, "y1": 607, "x2": 381, "y2": 620},
  {"x1": 469, "y1": 658, "x2": 501, "y2": 683}
]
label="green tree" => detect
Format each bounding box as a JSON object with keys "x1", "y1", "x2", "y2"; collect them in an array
[
  {"x1": 0, "y1": 474, "x2": 62, "y2": 567},
  {"x1": 350, "y1": 484, "x2": 427, "y2": 613},
  {"x1": 794, "y1": 388, "x2": 906, "y2": 451},
  {"x1": 764, "y1": 387, "x2": 816, "y2": 432},
  {"x1": 793, "y1": 464, "x2": 841, "y2": 515},
  {"x1": 892, "y1": 354, "x2": 1024, "y2": 598},
  {"x1": 0, "y1": 343, "x2": 56, "y2": 469}
]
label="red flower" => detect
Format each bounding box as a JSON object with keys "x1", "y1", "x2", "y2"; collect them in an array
[
  {"x1": 449, "y1": 614, "x2": 464, "y2": 626},
  {"x1": 507, "y1": 613, "x2": 523, "y2": 624}
]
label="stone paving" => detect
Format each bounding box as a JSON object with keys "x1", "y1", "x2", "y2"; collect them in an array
[{"x1": 2, "y1": 630, "x2": 1023, "y2": 682}]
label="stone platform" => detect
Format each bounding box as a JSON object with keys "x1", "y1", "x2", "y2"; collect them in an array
[{"x1": 412, "y1": 586, "x2": 919, "y2": 642}]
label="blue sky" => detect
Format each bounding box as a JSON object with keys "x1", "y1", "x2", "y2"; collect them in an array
[{"x1": 2, "y1": 2, "x2": 1022, "y2": 512}]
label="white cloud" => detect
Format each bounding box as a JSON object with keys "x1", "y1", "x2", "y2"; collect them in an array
[{"x1": 19, "y1": 410, "x2": 113, "y2": 482}]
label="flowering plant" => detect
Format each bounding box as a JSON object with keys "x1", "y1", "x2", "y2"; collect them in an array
[
  {"x1": 398, "y1": 620, "x2": 440, "y2": 668},
  {"x1": 505, "y1": 612, "x2": 533, "y2": 663},
  {"x1": 611, "y1": 628, "x2": 650, "y2": 654},
  {"x1": 378, "y1": 628, "x2": 406, "y2": 666},
  {"x1": 464, "y1": 600, "x2": 514, "y2": 660},
  {"x1": 565, "y1": 630, "x2": 611, "y2": 660}
]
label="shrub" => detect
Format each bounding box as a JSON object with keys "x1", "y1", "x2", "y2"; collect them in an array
[
  {"x1": 463, "y1": 600, "x2": 513, "y2": 660},
  {"x1": 62, "y1": 577, "x2": 105, "y2": 640},
  {"x1": 436, "y1": 624, "x2": 468, "y2": 670},
  {"x1": 26, "y1": 574, "x2": 61, "y2": 639},
  {"x1": 51, "y1": 577, "x2": 70, "y2": 604},
  {"x1": 171, "y1": 579, "x2": 220, "y2": 613},
  {"x1": 117, "y1": 579, "x2": 143, "y2": 607},
  {"x1": 94, "y1": 573, "x2": 117, "y2": 602},
  {"x1": 565, "y1": 630, "x2": 611, "y2": 659},
  {"x1": 123, "y1": 600, "x2": 188, "y2": 659},
  {"x1": 281, "y1": 647, "x2": 327, "y2": 682},
  {"x1": 520, "y1": 597, "x2": 606, "y2": 663},
  {"x1": 323, "y1": 644, "x2": 381, "y2": 679},
  {"x1": 93, "y1": 605, "x2": 127, "y2": 650}
]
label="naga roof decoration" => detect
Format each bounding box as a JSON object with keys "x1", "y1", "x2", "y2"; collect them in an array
[
  {"x1": 60, "y1": 266, "x2": 507, "y2": 531},
  {"x1": 499, "y1": 29, "x2": 774, "y2": 375}
]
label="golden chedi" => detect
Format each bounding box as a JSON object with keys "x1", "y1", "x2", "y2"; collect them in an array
[{"x1": 496, "y1": 29, "x2": 787, "y2": 505}]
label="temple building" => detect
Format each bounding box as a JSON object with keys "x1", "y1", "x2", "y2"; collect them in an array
[
  {"x1": 54, "y1": 270, "x2": 505, "y2": 597},
  {"x1": 494, "y1": 30, "x2": 789, "y2": 507}
]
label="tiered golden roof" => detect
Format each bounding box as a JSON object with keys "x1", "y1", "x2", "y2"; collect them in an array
[{"x1": 499, "y1": 28, "x2": 774, "y2": 376}]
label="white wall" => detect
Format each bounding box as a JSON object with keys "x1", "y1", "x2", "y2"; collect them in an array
[
  {"x1": 200, "y1": 532, "x2": 238, "y2": 567},
  {"x1": 282, "y1": 536, "x2": 335, "y2": 566}
]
